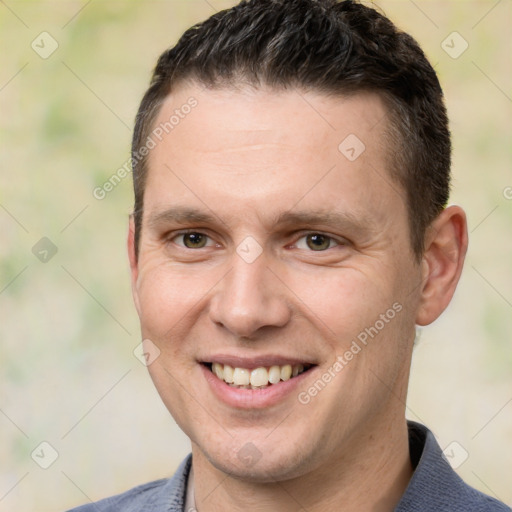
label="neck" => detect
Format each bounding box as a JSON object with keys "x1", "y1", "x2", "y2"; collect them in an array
[{"x1": 191, "y1": 417, "x2": 413, "y2": 512}]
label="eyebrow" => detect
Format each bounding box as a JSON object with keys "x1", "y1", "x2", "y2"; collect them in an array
[
  {"x1": 273, "y1": 210, "x2": 377, "y2": 237},
  {"x1": 147, "y1": 206, "x2": 377, "y2": 237},
  {"x1": 147, "y1": 207, "x2": 220, "y2": 230}
]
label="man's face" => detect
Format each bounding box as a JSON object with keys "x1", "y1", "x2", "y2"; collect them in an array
[{"x1": 130, "y1": 85, "x2": 423, "y2": 481}]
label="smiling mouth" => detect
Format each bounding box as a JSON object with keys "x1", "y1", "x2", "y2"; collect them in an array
[{"x1": 204, "y1": 362, "x2": 314, "y2": 389}]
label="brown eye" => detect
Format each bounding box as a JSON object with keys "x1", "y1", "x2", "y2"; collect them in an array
[
  {"x1": 182, "y1": 232, "x2": 208, "y2": 248},
  {"x1": 305, "y1": 234, "x2": 332, "y2": 251}
]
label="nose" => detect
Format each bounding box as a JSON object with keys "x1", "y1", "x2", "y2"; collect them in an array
[{"x1": 208, "y1": 249, "x2": 291, "y2": 339}]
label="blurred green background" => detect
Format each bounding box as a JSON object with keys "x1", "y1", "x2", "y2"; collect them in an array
[{"x1": 0, "y1": 1, "x2": 511, "y2": 510}]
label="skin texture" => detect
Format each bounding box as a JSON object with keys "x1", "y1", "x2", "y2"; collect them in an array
[{"x1": 128, "y1": 84, "x2": 468, "y2": 511}]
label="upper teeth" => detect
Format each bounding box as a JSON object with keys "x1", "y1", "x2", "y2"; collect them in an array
[{"x1": 211, "y1": 363, "x2": 307, "y2": 387}]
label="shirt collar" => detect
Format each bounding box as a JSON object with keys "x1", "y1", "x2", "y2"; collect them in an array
[
  {"x1": 395, "y1": 420, "x2": 465, "y2": 510},
  {"x1": 170, "y1": 421, "x2": 468, "y2": 511}
]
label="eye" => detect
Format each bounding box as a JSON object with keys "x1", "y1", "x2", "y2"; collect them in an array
[
  {"x1": 173, "y1": 232, "x2": 213, "y2": 249},
  {"x1": 295, "y1": 233, "x2": 340, "y2": 251}
]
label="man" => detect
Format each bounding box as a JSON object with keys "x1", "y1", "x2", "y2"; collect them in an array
[{"x1": 68, "y1": 0, "x2": 510, "y2": 510}]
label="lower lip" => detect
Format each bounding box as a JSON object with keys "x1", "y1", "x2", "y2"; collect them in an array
[{"x1": 200, "y1": 364, "x2": 314, "y2": 409}]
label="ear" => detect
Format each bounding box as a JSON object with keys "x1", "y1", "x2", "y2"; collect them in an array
[
  {"x1": 415, "y1": 205, "x2": 468, "y2": 326},
  {"x1": 127, "y1": 215, "x2": 141, "y2": 315}
]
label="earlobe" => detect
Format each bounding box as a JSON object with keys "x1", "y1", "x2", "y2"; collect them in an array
[
  {"x1": 415, "y1": 205, "x2": 468, "y2": 326},
  {"x1": 127, "y1": 216, "x2": 141, "y2": 314}
]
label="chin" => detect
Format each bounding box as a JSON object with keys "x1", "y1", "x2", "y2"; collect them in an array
[{"x1": 197, "y1": 436, "x2": 324, "y2": 483}]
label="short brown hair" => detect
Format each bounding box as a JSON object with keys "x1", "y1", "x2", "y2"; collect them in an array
[{"x1": 132, "y1": 0, "x2": 451, "y2": 261}]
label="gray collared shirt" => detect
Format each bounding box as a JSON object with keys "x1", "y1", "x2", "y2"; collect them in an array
[{"x1": 66, "y1": 422, "x2": 511, "y2": 511}]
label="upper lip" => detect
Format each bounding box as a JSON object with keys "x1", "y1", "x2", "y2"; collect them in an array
[{"x1": 200, "y1": 354, "x2": 317, "y2": 369}]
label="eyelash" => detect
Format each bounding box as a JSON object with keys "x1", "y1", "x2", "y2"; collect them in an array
[
  {"x1": 169, "y1": 230, "x2": 345, "y2": 251},
  {"x1": 293, "y1": 233, "x2": 341, "y2": 251},
  {"x1": 170, "y1": 230, "x2": 218, "y2": 248}
]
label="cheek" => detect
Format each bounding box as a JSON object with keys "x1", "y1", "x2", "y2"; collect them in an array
[
  {"x1": 286, "y1": 267, "x2": 395, "y2": 339},
  {"x1": 137, "y1": 273, "x2": 178, "y2": 338},
  {"x1": 146, "y1": 358, "x2": 196, "y2": 438},
  {"x1": 135, "y1": 260, "x2": 226, "y2": 365},
  {"x1": 136, "y1": 261, "x2": 201, "y2": 334}
]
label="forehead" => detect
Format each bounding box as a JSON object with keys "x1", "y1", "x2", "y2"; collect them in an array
[
  {"x1": 144, "y1": 84, "x2": 406, "y2": 232},
  {"x1": 151, "y1": 83, "x2": 390, "y2": 157}
]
